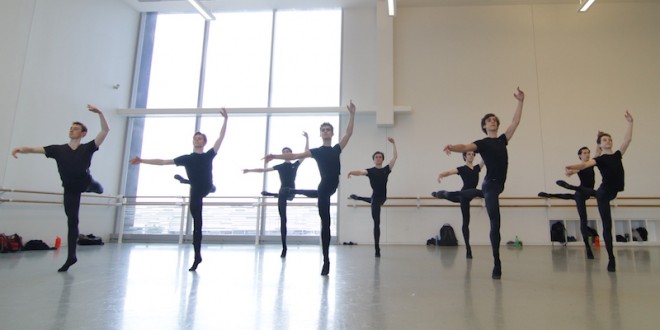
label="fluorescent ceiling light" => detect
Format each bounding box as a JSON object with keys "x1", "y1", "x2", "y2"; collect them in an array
[
  {"x1": 578, "y1": 0, "x2": 596, "y2": 12},
  {"x1": 388, "y1": 0, "x2": 396, "y2": 17},
  {"x1": 187, "y1": 0, "x2": 215, "y2": 20}
]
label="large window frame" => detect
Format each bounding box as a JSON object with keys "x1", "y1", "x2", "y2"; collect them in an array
[{"x1": 118, "y1": 9, "x2": 343, "y2": 244}]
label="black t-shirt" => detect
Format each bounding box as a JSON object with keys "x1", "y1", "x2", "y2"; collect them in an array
[
  {"x1": 174, "y1": 149, "x2": 217, "y2": 191},
  {"x1": 310, "y1": 144, "x2": 341, "y2": 184},
  {"x1": 577, "y1": 166, "x2": 595, "y2": 189},
  {"x1": 473, "y1": 134, "x2": 508, "y2": 183},
  {"x1": 273, "y1": 161, "x2": 301, "y2": 189},
  {"x1": 457, "y1": 164, "x2": 481, "y2": 190},
  {"x1": 594, "y1": 151, "x2": 624, "y2": 192},
  {"x1": 44, "y1": 140, "x2": 98, "y2": 190},
  {"x1": 367, "y1": 165, "x2": 391, "y2": 198}
]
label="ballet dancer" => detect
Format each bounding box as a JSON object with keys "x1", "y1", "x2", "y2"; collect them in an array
[
  {"x1": 565, "y1": 110, "x2": 633, "y2": 272},
  {"x1": 243, "y1": 132, "x2": 309, "y2": 258},
  {"x1": 264, "y1": 101, "x2": 356, "y2": 276},
  {"x1": 12, "y1": 104, "x2": 109, "y2": 272},
  {"x1": 347, "y1": 137, "x2": 398, "y2": 258},
  {"x1": 129, "y1": 108, "x2": 228, "y2": 271},
  {"x1": 443, "y1": 87, "x2": 525, "y2": 279},
  {"x1": 538, "y1": 146, "x2": 599, "y2": 259},
  {"x1": 431, "y1": 151, "x2": 484, "y2": 259}
]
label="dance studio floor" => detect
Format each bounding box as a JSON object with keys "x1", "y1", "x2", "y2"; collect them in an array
[{"x1": 1, "y1": 243, "x2": 659, "y2": 330}]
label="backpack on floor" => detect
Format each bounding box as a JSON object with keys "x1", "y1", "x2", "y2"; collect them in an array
[
  {"x1": 78, "y1": 234, "x2": 104, "y2": 246},
  {"x1": 437, "y1": 224, "x2": 458, "y2": 246},
  {"x1": 0, "y1": 233, "x2": 23, "y2": 253},
  {"x1": 550, "y1": 222, "x2": 566, "y2": 243},
  {"x1": 23, "y1": 240, "x2": 53, "y2": 251}
]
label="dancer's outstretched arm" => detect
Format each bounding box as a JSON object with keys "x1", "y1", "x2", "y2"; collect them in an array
[
  {"x1": 243, "y1": 167, "x2": 274, "y2": 174},
  {"x1": 338, "y1": 100, "x2": 356, "y2": 150},
  {"x1": 87, "y1": 104, "x2": 110, "y2": 148},
  {"x1": 437, "y1": 168, "x2": 459, "y2": 184},
  {"x1": 619, "y1": 110, "x2": 633, "y2": 156},
  {"x1": 565, "y1": 160, "x2": 596, "y2": 177},
  {"x1": 387, "y1": 137, "x2": 398, "y2": 170},
  {"x1": 212, "y1": 108, "x2": 228, "y2": 153},
  {"x1": 264, "y1": 150, "x2": 311, "y2": 163},
  {"x1": 129, "y1": 156, "x2": 175, "y2": 166},
  {"x1": 504, "y1": 87, "x2": 525, "y2": 141},
  {"x1": 11, "y1": 145, "x2": 45, "y2": 158},
  {"x1": 347, "y1": 169, "x2": 368, "y2": 179}
]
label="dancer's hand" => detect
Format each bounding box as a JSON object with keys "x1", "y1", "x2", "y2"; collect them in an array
[
  {"x1": 443, "y1": 144, "x2": 453, "y2": 155},
  {"x1": 624, "y1": 110, "x2": 633, "y2": 123},
  {"x1": 513, "y1": 87, "x2": 525, "y2": 102},
  {"x1": 346, "y1": 100, "x2": 356, "y2": 114},
  {"x1": 87, "y1": 104, "x2": 102, "y2": 114},
  {"x1": 129, "y1": 156, "x2": 142, "y2": 165}
]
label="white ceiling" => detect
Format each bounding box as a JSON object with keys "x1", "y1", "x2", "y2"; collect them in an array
[{"x1": 124, "y1": 0, "x2": 660, "y2": 13}]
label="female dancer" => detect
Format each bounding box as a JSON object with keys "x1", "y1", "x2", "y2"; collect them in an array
[
  {"x1": 347, "y1": 137, "x2": 398, "y2": 258},
  {"x1": 432, "y1": 151, "x2": 484, "y2": 259},
  {"x1": 565, "y1": 111, "x2": 633, "y2": 272}
]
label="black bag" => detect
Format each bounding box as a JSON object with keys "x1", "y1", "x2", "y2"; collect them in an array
[
  {"x1": 23, "y1": 240, "x2": 53, "y2": 251},
  {"x1": 585, "y1": 226, "x2": 599, "y2": 237},
  {"x1": 550, "y1": 222, "x2": 566, "y2": 243},
  {"x1": 78, "y1": 234, "x2": 104, "y2": 246},
  {"x1": 635, "y1": 227, "x2": 648, "y2": 241},
  {"x1": 437, "y1": 224, "x2": 458, "y2": 246}
]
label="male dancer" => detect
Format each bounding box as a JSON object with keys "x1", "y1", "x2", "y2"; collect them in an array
[
  {"x1": 443, "y1": 87, "x2": 525, "y2": 279},
  {"x1": 130, "y1": 108, "x2": 228, "y2": 271},
  {"x1": 265, "y1": 101, "x2": 356, "y2": 276},
  {"x1": 347, "y1": 137, "x2": 398, "y2": 258},
  {"x1": 243, "y1": 132, "x2": 309, "y2": 258},
  {"x1": 538, "y1": 146, "x2": 599, "y2": 259},
  {"x1": 12, "y1": 104, "x2": 109, "y2": 272},
  {"x1": 431, "y1": 151, "x2": 484, "y2": 259},
  {"x1": 565, "y1": 111, "x2": 633, "y2": 272}
]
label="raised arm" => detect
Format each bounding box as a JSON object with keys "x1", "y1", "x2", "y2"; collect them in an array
[
  {"x1": 347, "y1": 170, "x2": 368, "y2": 179},
  {"x1": 300, "y1": 131, "x2": 310, "y2": 164},
  {"x1": 129, "y1": 156, "x2": 175, "y2": 166},
  {"x1": 213, "y1": 108, "x2": 228, "y2": 153},
  {"x1": 387, "y1": 137, "x2": 398, "y2": 169},
  {"x1": 443, "y1": 143, "x2": 477, "y2": 155},
  {"x1": 437, "y1": 168, "x2": 459, "y2": 183},
  {"x1": 87, "y1": 104, "x2": 110, "y2": 147},
  {"x1": 338, "y1": 100, "x2": 356, "y2": 150},
  {"x1": 11, "y1": 146, "x2": 45, "y2": 158},
  {"x1": 504, "y1": 87, "x2": 525, "y2": 141},
  {"x1": 619, "y1": 110, "x2": 633, "y2": 155},
  {"x1": 565, "y1": 159, "x2": 596, "y2": 176}
]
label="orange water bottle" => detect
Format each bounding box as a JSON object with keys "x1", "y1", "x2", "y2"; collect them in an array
[
  {"x1": 593, "y1": 236, "x2": 600, "y2": 248},
  {"x1": 55, "y1": 236, "x2": 62, "y2": 249}
]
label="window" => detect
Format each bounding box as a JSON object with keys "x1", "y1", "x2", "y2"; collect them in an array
[{"x1": 123, "y1": 9, "x2": 342, "y2": 241}]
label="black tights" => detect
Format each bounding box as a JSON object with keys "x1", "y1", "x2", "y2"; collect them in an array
[
  {"x1": 189, "y1": 188, "x2": 209, "y2": 263},
  {"x1": 352, "y1": 196, "x2": 386, "y2": 251},
  {"x1": 63, "y1": 189, "x2": 82, "y2": 263},
  {"x1": 434, "y1": 189, "x2": 483, "y2": 253},
  {"x1": 482, "y1": 180, "x2": 504, "y2": 269},
  {"x1": 596, "y1": 186, "x2": 618, "y2": 261},
  {"x1": 541, "y1": 186, "x2": 597, "y2": 255}
]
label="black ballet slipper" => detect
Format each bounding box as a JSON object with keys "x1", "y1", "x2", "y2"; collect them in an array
[
  {"x1": 85, "y1": 180, "x2": 104, "y2": 194},
  {"x1": 466, "y1": 247, "x2": 473, "y2": 259},
  {"x1": 174, "y1": 174, "x2": 190, "y2": 184},
  {"x1": 607, "y1": 258, "x2": 616, "y2": 272},
  {"x1": 375, "y1": 248, "x2": 381, "y2": 258},
  {"x1": 189, "y1": 258, "x2": 202, "y2": 272},
  {"x1": 538, "y1": 192, "x2": 550, "y2": 198},
  {"x1": 281, "y1": 248, "x2": 287, "y2": 258},
  {"x1": 321, "y1": 261, "x2": 330, "y2": 276},
  {"x1": 492, "y1": 261, "x2": 502, "y2": 279},
  {"x1": 57, "y1": 257, "x2": 78, "y2": 272},
  {"x1": 586, "y1": 249, "x2": 594, "y2": 260},
  {"x1": 556, "y1": 180, "x2": 577, "y2": 191}
]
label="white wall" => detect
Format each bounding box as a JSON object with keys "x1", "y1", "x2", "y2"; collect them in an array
[
  {"x1": 2, "y1": 1, "x2": 659, "y2": 246},
  {"x1": 337, "y1": 3, "x2": 660, "y2": 245},
  {"x1": 0, "y1": 0, "x2": 138, "y2": 243}
]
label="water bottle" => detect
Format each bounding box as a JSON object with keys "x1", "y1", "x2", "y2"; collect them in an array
[
  {"x1": 514, "y1": 235, "x2": 521, "y2": 248},
  {"x1": 55, "y1": 236, "x2": 62, "y2": 249}
]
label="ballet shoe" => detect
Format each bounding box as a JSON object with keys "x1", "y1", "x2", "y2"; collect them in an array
[
  {"x1": 466, "y1": 247, "x2": 473, "y2": 259},
  {"x1": 174, "y1": 174, "x2": 189, "y2": 184},
  {"x1": 189, "y1": 257, "x2": 202, "y2": 272},
  {"x1": 280, "y1": 248, "x2": 287, "y2": 258},
  {"x1": 538, "y1": 192, "x2": 550, "y2": 198},
  {"x1": 492, "y1": 260, "x2": 502, "y2": 279},
  {"x1": 556, "y1": 180, "x2": 574, "y2": 190},
  {"x1": 607, "y1": 258, "x2": 616, "y2": 272},
  {"x1": 209, "y1": 185, "x2": 216, "y2": 193},
  {"x1": 321, "y1": 261, "x2": 330, "y2": 276},
  {"x1": 85, "y1": 180, "x2": 104, "y2": 194},
  {"x1": 57, "y1": 257, "x2": 78, "y2": 272},
  {"x1": 431, "y1": 191, "x2": 438, "y2": 198},
  {"x1": 433, "y1": 190, "x2": 448, "y2": 199},
  {"x1": 375, "y1": 248, "x2": 381, "y2": 258},
  {"x1": 349, "y1": 194, "x2": 358, "y2": 200},
  {"x1": 586, "y1": 249, "x2": 594, "y2": 259}
]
